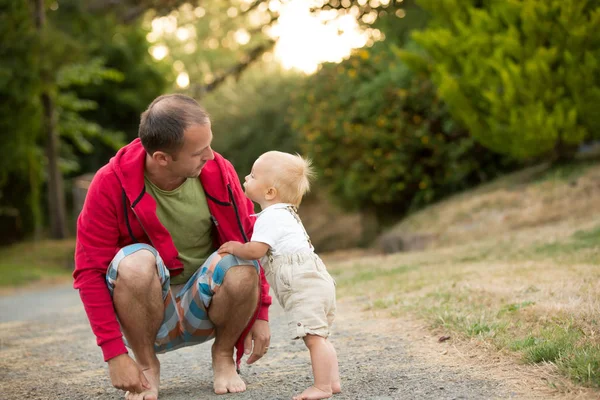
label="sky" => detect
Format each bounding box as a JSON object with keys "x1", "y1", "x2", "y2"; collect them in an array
[
  {"x1": 149, "y1": 0, "x2": 375, "y2": 87},
  {"x1": 270, "y1": 0, "x2": 370, "y2": 74}
]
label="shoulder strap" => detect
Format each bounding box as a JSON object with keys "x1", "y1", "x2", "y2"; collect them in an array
[{"x1": 285, "y1": 205, "x2": 313, "y2": 249}]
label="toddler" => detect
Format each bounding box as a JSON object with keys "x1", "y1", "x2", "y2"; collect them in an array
[{"x1": 218, "y1": 151, "x2": 340, "y2": 400}]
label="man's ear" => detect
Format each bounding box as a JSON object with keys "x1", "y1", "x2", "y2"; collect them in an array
[
  {"x1": 265, "y1": 187, "x2": 277, "y2": 201},
  {"x1": 153, "y1": 151, "x2": 171, "y2": 166}
]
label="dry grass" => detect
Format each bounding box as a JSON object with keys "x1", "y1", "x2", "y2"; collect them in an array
[
  {"x1": 326, "y1": 160, "x2": 600, "y2": 392},
  {"x1": 388, "y1": 161, "x2": 600, "y2": 249}
]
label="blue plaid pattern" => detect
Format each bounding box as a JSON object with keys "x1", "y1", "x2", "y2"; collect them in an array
[{"x1": 106, "y1": 243, "x2": 259, "y2": 353}]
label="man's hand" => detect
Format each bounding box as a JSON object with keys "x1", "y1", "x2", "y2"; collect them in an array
[
  {"x1": 107, "y1": 353, "x2": 150, "y2": 393},
  {"x1": 218, "y1": 241, "x2": 243, "y2": 257},
  {"x1": 244, "y1": 319, "x2": 271, "y2": 365}
]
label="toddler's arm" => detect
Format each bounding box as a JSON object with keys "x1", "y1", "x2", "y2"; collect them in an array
[{"x1": 218, "y1": 240, "x2": 269, "y2": 260}]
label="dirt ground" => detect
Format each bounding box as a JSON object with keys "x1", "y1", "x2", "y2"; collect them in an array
[{"x1": 0, "y1": 284, "x2": 597, "y2": 400}]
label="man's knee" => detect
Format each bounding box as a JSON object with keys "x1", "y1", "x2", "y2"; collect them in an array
[
  {"x1": 221, "y1": 265, "x2": 258, "y2": 298},
  {"x1": 115, "y1": 249, "x2": 158, "y2": 290}
]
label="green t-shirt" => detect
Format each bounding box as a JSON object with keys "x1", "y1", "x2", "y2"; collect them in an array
[{"x1": 144, "y1": 176, "x2": 214, "y2": 285}]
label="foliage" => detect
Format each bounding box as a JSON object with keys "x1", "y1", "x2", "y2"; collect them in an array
[
  {"x1": 405, "y1": 0, "x2": 600, "y2": 160},
  {"x1": 203, "y1": 64, "x2": 303, "y2": 179},
  {"x1": 147, "y1": 0, "x2": 277, "y2": 94},
  {"x1": 55, "y1": 58, "x2": 126, "y2": 174},
  {"x1": 0, "y1": 0, "x2": 170, "y2": 240},
  {"x1": 0, "y1": 0, "x2": 43, "y2": 237},
  {"x1": 290, "y1": 40, "x2": 515, "y2": 221},
  {"x1": 49, "y1": 0, "x2": 170, "y2": 172},
  {"x1": 314, "y1": 0, "x2": 427, "y2": 45}
]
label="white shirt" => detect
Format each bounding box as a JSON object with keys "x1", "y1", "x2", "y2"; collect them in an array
[{"x1": 251, "y1": 203, "x2": 313, "y2": 260}]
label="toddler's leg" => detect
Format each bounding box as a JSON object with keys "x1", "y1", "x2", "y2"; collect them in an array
[
  {"x1": 327, "y1": 340, "x2": 341, "y2": 394},
  {"x1": 293, "y1": 334, "x2": 334, "y2": 400}
]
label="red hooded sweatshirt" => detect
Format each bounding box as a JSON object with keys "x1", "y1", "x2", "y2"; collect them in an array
[{"x1": 73, "y1": 138, "x2": 271, "y2": 367}]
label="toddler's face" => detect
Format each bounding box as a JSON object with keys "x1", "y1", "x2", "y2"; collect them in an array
[{"x1": 244, "y1": 157, "x2": 274, "y2": 203}]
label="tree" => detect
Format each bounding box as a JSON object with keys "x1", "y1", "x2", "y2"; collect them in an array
[
  {"x1": 143, "y1": 0, "x2": 278, "y2": 96},
  {"x1": 312, "y1": 0, "x2": 426, "y2": 43},
  {"x1": 0, "y1": 0, "x2": 43, "y2": 241},
  {"x1": 33, "y1": 0, "x2": 123, "y2": 238},
  {"x1": 54, "y1": 59, "x2": 126, "y2": 175},
  {"x1": 405, "y1": 0, "x2": 600, "y2": 160},
  {"x1": 33, "y1": 0, "x2": 68, "y2": 239},
  {"x1": 203, "y1": 63, "x2": 303, "y2": 178},
  {"x1": 49, "y1": 0, "x2": 169, "y2": 172},
  {"x1": 290, "y1": 40, "x2": 515, "y2": 224},
  {"x1": 0, "y1": 0, "x2": 168, "y2": 241}
]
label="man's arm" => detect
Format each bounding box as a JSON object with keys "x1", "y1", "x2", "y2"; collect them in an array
[
  {"x1": 75, "y1": 173, "x2": 155, "y2": 392},
  {"x1": 218, "y1": 240, "x2": 269, "y2": 260},
  {"x1": 73, "y1": 172, "x2": 126, "y2": 361}
]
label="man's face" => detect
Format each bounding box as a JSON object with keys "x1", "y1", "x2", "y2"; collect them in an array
[{"x1": 168, "y1": 123, "x2": 215, "y2": 178}]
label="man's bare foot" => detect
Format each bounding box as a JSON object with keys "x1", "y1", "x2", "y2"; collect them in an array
[
  {"x1": 125, "y1": 363, "x2": 160, "y2": 400},
  {"x1": 212, "y1": 350, "x2": 246, "y2": 394},
  {"x1": 292, "y1": 385, "x2": 332, "y2": 400},
  {"x1": 331, "y1": 380, "x2": 341, "y2": 394}
]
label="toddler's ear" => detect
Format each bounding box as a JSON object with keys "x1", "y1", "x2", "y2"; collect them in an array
[{"x1": 265, "y1": 187, "x2": 277, "y2": 201}]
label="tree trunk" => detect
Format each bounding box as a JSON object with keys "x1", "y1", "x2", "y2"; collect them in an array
[{"x1": 33, "y1": 0, "x2": 68, "y2": 239}]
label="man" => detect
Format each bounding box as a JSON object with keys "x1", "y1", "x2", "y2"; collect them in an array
[{"x1": 74, "y1": 94, "x2": 272, "y2": 400}]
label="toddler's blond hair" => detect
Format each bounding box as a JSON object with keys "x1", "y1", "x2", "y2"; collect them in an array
[{"x1": 260, "y1": 151, "x2": 315, "y2": 206}]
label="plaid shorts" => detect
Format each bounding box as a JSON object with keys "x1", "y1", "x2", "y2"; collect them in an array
[{"x1": 106, "y1": 243, "x2": 259, "y2": 353}]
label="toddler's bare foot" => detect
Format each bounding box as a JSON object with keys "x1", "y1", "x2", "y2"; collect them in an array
[
  {"x1": 292, "y1": 385, "x2": 332, "y2": 400},
  {"x1": 212, "y1": 348, "x2": 246, "y2": 394},
  {"x1": 331, "y1": 380, "x2": 341, "y2": 394}
]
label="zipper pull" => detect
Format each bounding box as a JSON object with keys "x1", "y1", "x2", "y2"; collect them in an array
[{"x1": 211, "y1": 215, "x2": 219, "y2": 226}]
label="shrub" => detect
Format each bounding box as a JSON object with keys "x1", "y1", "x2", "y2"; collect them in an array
[
  {"x1": 290, "y1": 41, "x2": 515, "y2": 223},
  {"x1": 407, "y1": 0, "x2": 600, "y2": 160}
]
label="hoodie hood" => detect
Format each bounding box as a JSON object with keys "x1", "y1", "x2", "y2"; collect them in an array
[{"x1": 110, "y1": 138, "x2": 233, "y2": 205}]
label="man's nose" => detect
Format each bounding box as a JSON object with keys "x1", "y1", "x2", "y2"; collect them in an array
[{"x1": 205, "y1": 147, "x2": 215, "y2": 160}]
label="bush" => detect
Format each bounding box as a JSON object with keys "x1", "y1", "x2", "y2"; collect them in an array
[
  {"x1": 407, "y1": 0, "x2": 600, "y2": 160},
  {"x1": 290, "y1": 41, "x2": 515, "y2": 223}
]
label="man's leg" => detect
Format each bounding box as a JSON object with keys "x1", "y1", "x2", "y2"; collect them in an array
[
  {"x1": 113, "y1": 249, "x2": 163, "y2": 400},
  {"x1": 208, "y1": 265, "x2": 258, "y2": 394}
]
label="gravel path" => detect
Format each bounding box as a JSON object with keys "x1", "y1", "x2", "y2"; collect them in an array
[{"x1": 0, "y1": 284, "x2": 516, "y2": 400}]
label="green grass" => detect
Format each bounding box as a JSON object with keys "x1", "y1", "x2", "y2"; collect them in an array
[
  {"x1": 335, "y1": 264, "x2": 417, "y2": 285},
  {"x1": 499, "y1": 301, "x2": 535, "y2": 314},
  {"x1": 330, "y1": 228, "x2": 600, "y2": 389},
  {"x1": 422, "y1": 292, "x2": 600, "y2": 387},
  {"x1": 563, "y1": 347, "x2": 600, "y2": 386},
  {"x1": 509, "y1": 336, "x2": 538, "y2": 351},
  {"x1": 507, "y1": 325, "x2": 600, "y2": 386},
  {"x1": 0, "y1": 239, "x2": 75, "y2": 287},
  {"x1": 449, "y1": 224, "x2": 600, "y2": 265},
  {"x1": 341, "y1": 160, "x2": 600, "y2": 391},
  {"x1": 533, "y1": 225, "x2": 600, "y2": 263}
]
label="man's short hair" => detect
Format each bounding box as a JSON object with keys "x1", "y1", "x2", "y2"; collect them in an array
[{"x1": 139, "y1": 94, "x2": 210, "y2": 156}]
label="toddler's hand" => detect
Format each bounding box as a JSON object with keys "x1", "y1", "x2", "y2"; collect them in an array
[{"x1": 218, "y1": 241, "x2": 240, "y2": 256}]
